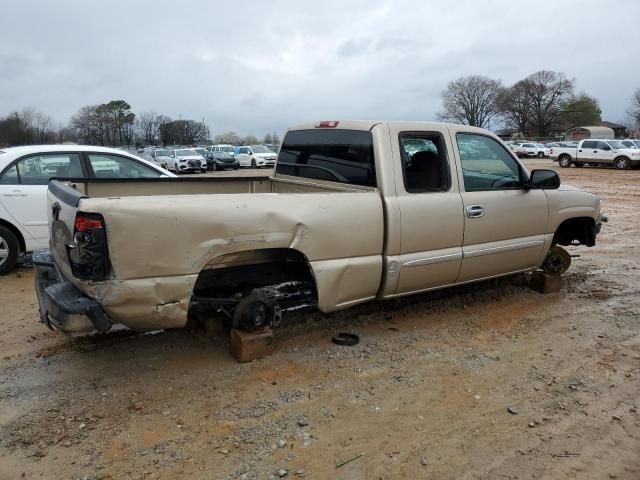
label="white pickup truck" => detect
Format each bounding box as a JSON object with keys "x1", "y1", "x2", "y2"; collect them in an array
[
  {"x1": 550, "y1": 139, "x2": 640, "y2": 169},
  {"x1": 35, "y1": 121, "x2": 606, "y2": 334}
]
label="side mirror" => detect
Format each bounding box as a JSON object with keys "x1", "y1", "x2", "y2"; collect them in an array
[{"x1": 528, "y1": 169, "x2": 560, "y2": 189}]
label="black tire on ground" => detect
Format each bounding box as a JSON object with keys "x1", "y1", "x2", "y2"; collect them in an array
[
  {"x1": 0, "y1": 226, "x2": 20, "y2": 275},
  {"x1": 615, "y1": 157, "x2": 630, "y2": 170},
  {"x1": 251, "y1": 159, "x2": 257, "y2": 168},
  {"x1": 558, "y1": 156, "x2": 572, "y2": 168},
  {"x1": 233, "y1": 166, "x2": 239, "y2": 170},
  {"x1": 538, "y1": 152, "x2": 544, "y2": 158}
]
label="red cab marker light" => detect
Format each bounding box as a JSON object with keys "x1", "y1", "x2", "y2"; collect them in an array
[
  {"x1": 74, "y1": 214, "x2": 103, "y2": 232},
  {"x1": 315, "y1": 121, "x2": 339, "y2": 128}
]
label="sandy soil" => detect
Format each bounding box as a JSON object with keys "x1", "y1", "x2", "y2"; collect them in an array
[{"x1": 0, "y1": 160, "x2": 638, "y2": 480}]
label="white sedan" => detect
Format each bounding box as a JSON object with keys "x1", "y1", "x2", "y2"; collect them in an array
[{"x1": 0, "y1": 145, "x2": 173, "y2": 274}]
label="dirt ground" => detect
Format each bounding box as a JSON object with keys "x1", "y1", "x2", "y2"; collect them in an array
[{"x1": 0, "y1": 160, "x2": 639, "y2": 480}]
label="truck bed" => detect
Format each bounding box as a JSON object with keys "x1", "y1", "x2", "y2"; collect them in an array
[{"x1": 58, "y1": 175, "x2": 373, "y2": 200}]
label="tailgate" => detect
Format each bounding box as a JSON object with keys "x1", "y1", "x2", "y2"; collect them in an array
[{"x1": 47, "y1": 180, "x2": 110, "y2": 282}]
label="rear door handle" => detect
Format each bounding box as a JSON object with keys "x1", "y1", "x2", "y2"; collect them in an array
[
  {"x1": 466, "y1": 205, "x2": 485, "y2": 218},
  {"x1": 3, "y1": 191, "x2": 26, "y2": 197}
]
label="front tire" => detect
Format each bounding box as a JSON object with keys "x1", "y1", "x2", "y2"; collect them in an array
[
  {"x1": 251, "y1": 159, "x2": 257, "y2": 168},
  {"x1": 615, "y1": 157, "x2": 630, "y2": 170},
  {"x1": 558, "y1": 156, "x2": 572, "y2": 168},
  {"x1": 0, "y1": 226, "x2": 20, "y2": 275},
  {"x1": 538, "y1": 152, "x2": 544, "y2": 158}
]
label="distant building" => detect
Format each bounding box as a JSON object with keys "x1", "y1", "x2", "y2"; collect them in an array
[
  {"x1": 565, "y1": 125, "x2": 614, "y2": 141},
  {"x1": 594, "y1": 121, "x2": 627, "y2": 138}
]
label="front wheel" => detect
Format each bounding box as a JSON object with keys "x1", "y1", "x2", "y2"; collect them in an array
[
  {"x1": 538, "y1": 152, "x2": 544, "y2": 158},
  {"x1": 615, "y1": 157, "x2": 630, "y2": 170},
  {"x1": 251, "y1": 159, "x2": 257, "y2": 168},
  {"x1": 0, "y1": 226, "x2": 20, "y2": 275},
  {"x1": 558, "y1": 156, "x2": 571, "y2": 168}
]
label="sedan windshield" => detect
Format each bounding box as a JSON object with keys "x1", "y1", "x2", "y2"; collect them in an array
[
  {"x1": 155, "y1": 149, "x2": 169, "y2": 156},
  {"x1": 251, "y1": 146, "x2": 271, "y2": 153},
  {"x1": 176, "y1": 149, "x2": 197, "y2": 156}
]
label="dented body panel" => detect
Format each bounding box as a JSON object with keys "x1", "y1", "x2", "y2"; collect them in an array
[{"x1": 40, "y1": 121, "x2": 605, "y2": 333}]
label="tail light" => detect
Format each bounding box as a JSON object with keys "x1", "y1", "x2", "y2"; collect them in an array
[
  {"x1": 315, "y1": 121, "x2": 339, "y2": 128},
  {"x1": 549, "y1": 149, "x2": 553, "y2": 154},
  {"x1": 69, "y1": 212, "x2": 110, "y2": 280}
]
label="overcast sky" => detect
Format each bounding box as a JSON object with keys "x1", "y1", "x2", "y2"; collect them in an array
[{"x1": 1, "y1": 0, "x2": 638, "y2": 136}]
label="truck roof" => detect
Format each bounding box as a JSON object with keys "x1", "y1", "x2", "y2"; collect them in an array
[{"x1": 287, "y1": 120, "x2": 491, "y2": 134}]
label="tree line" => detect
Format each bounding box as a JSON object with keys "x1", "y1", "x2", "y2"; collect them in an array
[
  {"x1": 0, "y1": 100, "x2": 280, "y2": 148},
  {"x1": 438, "y1": 70, "x2": 639, "y2": 137}
]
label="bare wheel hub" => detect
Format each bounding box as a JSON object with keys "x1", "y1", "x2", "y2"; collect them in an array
[{"x1": 542, "y1": 246, "x2": 571, "y2": 274}]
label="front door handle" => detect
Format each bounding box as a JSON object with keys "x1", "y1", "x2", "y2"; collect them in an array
[
  {"x1": 466, "y1": 205, "x2": 484, "y2": 218},
  {"x1": 3, "y1": 191, "x2": 26, "y2": 197}
]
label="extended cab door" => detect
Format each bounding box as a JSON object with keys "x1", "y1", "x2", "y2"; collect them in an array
[
  {"x1": 449, "y1": 129, "x2": 549, "y2": 282},
  {"x1": 384, "y1": 124, "x2": 464, "y2": 296}
]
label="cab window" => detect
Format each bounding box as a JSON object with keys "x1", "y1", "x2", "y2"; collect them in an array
[
  {"x1": 456, "y1": 133, "x2": 522, "y2": 191},
  {"x1": 399, "y1": 133, "x2": 450, "y2": 192},
  {"x1": 87, "y1": 154, "x2": 162, "y2": 178}
]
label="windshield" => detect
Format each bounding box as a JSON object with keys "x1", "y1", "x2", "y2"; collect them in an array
[
  {"x1": 215, "y1": 152, "x2": 232, "y2": 158},
  {"x1": 176, "y1": 149, "x2": 197, "y2": 156},
  {"x1": 251, "y1": 146, "x2": 271, "y2": 153},
  {"x1": 155, "y1": 149, "x2": 169, "y2": 156},
  {"x1": 607, "y1": 141, "x2": 626, "y2": 149}
]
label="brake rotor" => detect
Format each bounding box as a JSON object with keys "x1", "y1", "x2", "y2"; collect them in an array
[{"x1": 542, "y1": 246, "x2": 571, "y2": 274}]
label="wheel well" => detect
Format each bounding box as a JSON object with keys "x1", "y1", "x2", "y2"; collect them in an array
[
  {"x1": 193, "y1": 248, "x2": 317, "y2": 299},
  {"x1": 559, "y1": 154, "x2": 571, "y2": 160},
  {"x1": 553, "y1": 217, "x2": 597, "y2": 247},
  {"x1": 0, "y1": 218, "x2": 26, "y2": 253},
  {"x1": 614, "y1": 156, "x2": 630, "y2": 163}
]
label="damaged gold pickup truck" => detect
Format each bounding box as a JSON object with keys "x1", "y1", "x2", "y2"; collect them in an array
[{"x1": 34, "y1": 121, "x2": 606, "y2": 334}]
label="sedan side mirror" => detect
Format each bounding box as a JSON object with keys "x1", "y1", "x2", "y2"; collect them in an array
[{"x1": 528, "y1": 169, "x2": 560, "y2": 189}]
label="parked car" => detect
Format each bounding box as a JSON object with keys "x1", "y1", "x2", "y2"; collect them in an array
[
  {"x1": 167, "y1": 149, "x2": 207, "y2": 173},
  {"x1": 142, "y1": 147, "x2": 171, "y2": 169},
  {"x1": 0, "y1": 145, "x2": 173, "y2": 274},
  {"x1": 206, "y1": 151, "x2": 239, "y2": 171},
  {"x1": 234, "y1": 145, "x2": 277, "y2": 168},
  {"x1": 208, "y1": 144, "x2": 236, "y2": 156},
  {"x1": 36, "y1": 120, "x2": 605, "y2": 334},
  {"x1": 515, "y1": 143, "x2": 549, "y2": 158},
  {"x1": 550, "y1": 139, "x2": 640, "y2": 169}
]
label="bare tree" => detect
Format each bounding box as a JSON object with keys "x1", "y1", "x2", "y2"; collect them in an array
[
  {"x1": 497, "y1": 80, "x2": 533, "y2": 133},
  {"x1": 521, "y1": 71, "x2": 574, "y2": 136},
  {"x1": 135, "y1": 111, "x2": 161, "y2": 145},
  {"x1": 213, "y1": 131, "x2": 242, "y2": 145},
  {"x1": 627, "y1": 88, "x2": 640, "y2": 130},
  {"x1": 437, "y1": 75, "x2": 502, "y2": 128}
]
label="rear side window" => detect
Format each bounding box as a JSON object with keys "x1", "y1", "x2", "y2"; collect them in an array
[
  {"x1": 399, "y1": 133, "x2": 450, "y2": 192},
  {"x1": 0, "y1": 165, "x2": 18, "y2": 184},
  {"x1": 582, "y1": 140, "x2": 597, "y2": 149},
  {"x1": 10, "y1": 153, "x2": 83, "y2": 185},
  {"x1": 87, "y1": 154, "x2": 162, "y2": 178},
  {"x1": 276, "y1": 129, "x2": 376, "y2": 187}
]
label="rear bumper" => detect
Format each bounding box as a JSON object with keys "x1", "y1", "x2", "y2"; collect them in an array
[{"x1": 33, "y1": 250, "x2": 112, "y2": 334}]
